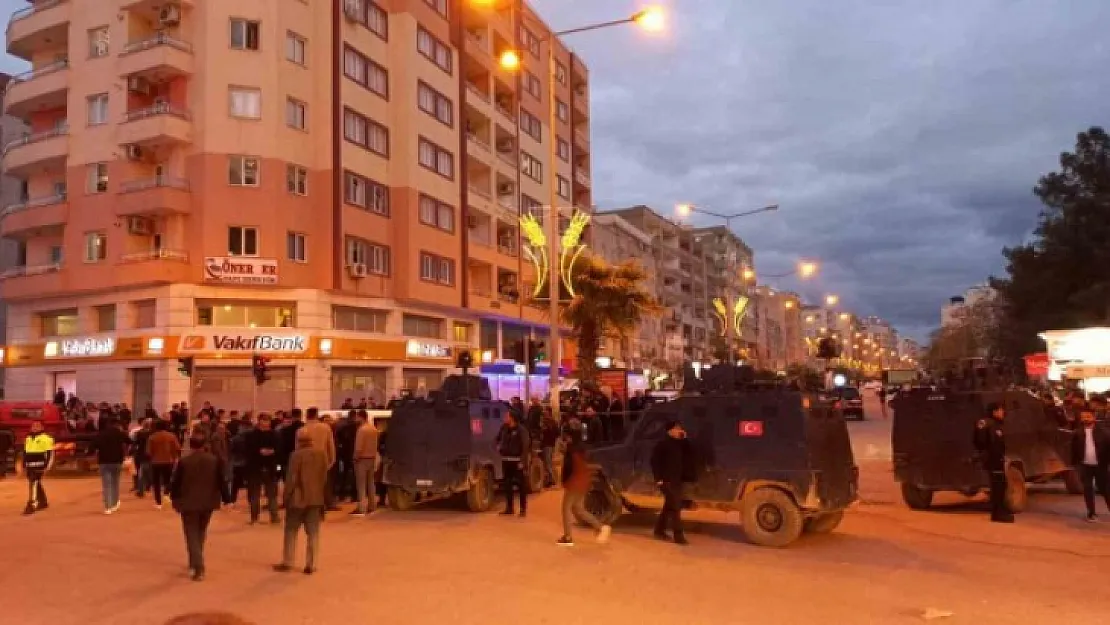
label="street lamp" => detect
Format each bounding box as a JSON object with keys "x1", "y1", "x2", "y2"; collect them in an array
[
  {"x1": 759, "y1": 259, "x2": 820, "y2": 280},
  {"x1": 493, "y1": 4, "x2": 665, "y2": 422},
  {"x1": 825, "y1": 294, "x2": 839, "y2": 307}
]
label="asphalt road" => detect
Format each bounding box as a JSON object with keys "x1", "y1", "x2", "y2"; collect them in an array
[{"x1": 1, "y1": 393, "x2": 1107, "y2": 625}]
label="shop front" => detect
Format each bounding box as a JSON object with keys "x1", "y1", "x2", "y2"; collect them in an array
[
  {"x1": 330, "y1": 367, "x2": 388, "y2": 408},
  {"x1": 193, "y1": 366, "x2": 296, "y2": 414},
  {"x1": 319, "y1": 337, "x2": 468, "y2": 401}
]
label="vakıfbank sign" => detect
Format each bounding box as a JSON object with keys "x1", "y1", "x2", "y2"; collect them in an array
[{"x1": 178, "y1": 332, "x2": 309, "y2": 354}]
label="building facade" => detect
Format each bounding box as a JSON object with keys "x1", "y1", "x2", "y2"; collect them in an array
[
  {"x1": 0, "y1": 73, "x2": 28, "y2": 395},
  {"x1": 941, "y1": 284, "x2": 996, "y2": 327},
  {"x1": 592, "y1": 211, "x2": 658, "y2": 370},
  {"x1": 0, "y1": 0, "x2": 590, "y2": 410},
  {"x1": 861, "y1": 315, "x2": 898, "y2": 370},
  {"x1": 693, "y1": 225, "x2": 755, "y2": 358},
  {"x1": 748, "y1": 286, "x2": 803, "y2": 371}
]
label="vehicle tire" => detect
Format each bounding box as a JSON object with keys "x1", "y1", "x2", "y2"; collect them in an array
[
  {"x1": 466, "y1": 468, "x2": 494, "y2": 513},
  {"x1": 1062, "y1": 470, "x2": 1084, "y2": 495},
  {"x1": 580, "y1": 476, "x2": 622, "y2": 526},
  {"x1": 386, "y1": 486, "x2": 415, "y2": 512},
  {"x1": 740, "y1": 487, "x2": 805, "y2": 548},
  {"x1": 900, "y1": 483, "x2": 933, "y2": 510},
  {"x1": 1005, "y1": 465, "x2": 1027, "y2": 514},
  {"x1": 527, "y1": 459, "x2": 545, "y2": 494},
  {"x1": 803, "y1": 510, "x2": 845, "y2": 534}
]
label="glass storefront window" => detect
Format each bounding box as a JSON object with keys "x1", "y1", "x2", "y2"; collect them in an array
[
  {"x1": 480, "y1": 320, "x2": 498, "y2": 350},
  {"x1": 403, "y1": 314, "x2": 443, "y2": 339},
  {"x1": 333, "y1": 306, "x2": 388, "y2": 332},
  {"x1": 453, "y1": 322, "x2": 472, "y2": 343},
  {"x1": 197, "y1": 301, "x2": 295, "y2": 328}
]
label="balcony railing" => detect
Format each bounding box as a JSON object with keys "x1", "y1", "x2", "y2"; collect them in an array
[
  {"x1": 497, "y1": 151, "x2": 516, "y2": 168},
  {"x1": 497, "y1": 195, "x2": 516, "y2": 211},
  {"x1": 575, "y1": 169, "x2": 590, "y2": 186},
  {"x1": 467, "y1": 132, "x2": 490, "y2": 152},
  {"x1": 498, "y1": 241, "x2": 518, "y2": 257},
  {"x1": 121, "y1": 32, "x2": 194, "y2": 55},
  {"x1": 2, "y1": 193, "x2": 66, "y2": 217},
  {"x1": 466, "y1": 82, "x2": 490, "y2": 102},
  {"x1": 468, "y1": 183, "x2": 491, "y2": 200},
  {"x1": 1, "y1": 262, "x2": 62, "y2": 279},
  {"x1": 4, "y1": 59, "x2": 68, "y2": 93},
  {"x1": 2, "y1": 125, "x2": 68, "y2": 154},
  {"x1": 469, "y1": 286, "x2": 492, "y2": 298},
  {"x1": 495, "y1": 102, "x2": 514, "y2": 121},
  {"x1": 469, "y1": 230, "x2": 492, "y2": 247},
  {"x1": 120, "y1": 249, "x2": 188, "y2": 263},
  {"x1": 9, "y1": 0, "x2": 64, "y2": 24},
  {"x1": 119, "y1": 176, "x2": 190, "y2": 194},
  {"x1": 467, "y1": 32, "x2": 489, "y2": 54},
  {"x1": 125, "y1": 103, "x2": 191, "y2": 123}
]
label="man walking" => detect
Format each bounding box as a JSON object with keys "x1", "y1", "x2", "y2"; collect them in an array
[
  {"x1": 1071, "y1": 409, "x2": 1110, "y2": 522},
  {"x1": 132, "y1": 418, "x2": 154, "y2": 498},
  {"x1": 171, "y1": 435, "x2": 232, "y2": 582},
  {"x1": 92, "y1": 417, "x2": 131, "y2": 514},
  {"x1": 651, "y1": 419, "x2": 693, "y2": 544},
  {"x1": 147, "y1": 420, "x2": 181, "y2": 510},
  {"x1": 297, "y1": 408, "x2": 336, "y2": 511},
  {"x1": 556, "y1": 428, "x2": 611, "y2": 546},
  {"x1": 274, "y1": 429, "x2": 328, "y2": 574},
  {"x1": 244, "y1": 414, "x2": 281, "y2": 524},
  {"x1": 496, "y1": 411, "x2": 530, "y2": 517},
  {"x1": 350, "y1": 411, "x2": 379, "y2": 517},
  {"x1": 21, "y1": 421, "x2": 54, "y2": 515},
  {"x1": 974, "y1": 402, "x2": 1014, "y2": 523}
]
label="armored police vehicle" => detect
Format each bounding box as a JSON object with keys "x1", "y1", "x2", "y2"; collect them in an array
[
  {"x1": 579, "y1": 365, "x2": 859, "y2": 548},
  {"x1": 381, "y1": 374, "x2": 546, "y2": 512},
  {"x1": 892, "y1": 386, "x2": 1080, "y2": 512}
]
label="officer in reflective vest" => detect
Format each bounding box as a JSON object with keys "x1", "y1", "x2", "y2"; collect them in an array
[{"x1": 22, "y1": 421, "x2": 55, "y2": 516}]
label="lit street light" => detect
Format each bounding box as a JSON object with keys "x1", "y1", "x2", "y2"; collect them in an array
[
  {"x1": 759, "y1": 260, "x2": 820, "y2": 280},
  {"x1": 825, "y1": 294, "x2": 840, "y2": 307}
]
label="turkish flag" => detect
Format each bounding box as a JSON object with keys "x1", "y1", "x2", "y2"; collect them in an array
[
  {"x1": 739, "y1": 421, "x2": 764, "y2": 437},
  {"x1": 471, "y1": 419, "x2": 483, "y2": 435}
]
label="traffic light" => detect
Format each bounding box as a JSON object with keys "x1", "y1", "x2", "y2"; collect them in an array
[
  {"x1": 455, "y1": 349, "x2": 473, "y2": 369},
  {"x1": 252, "y1": 354, "x2": 270, "y2": 385},
  {"x1": 509, "y1": 339, "x2": 526, "y2": 364},
  {"x1": 527, "y1": 339, "x2": 545, "y2": 373},
  {"x1": 177, "y1": 357, "x2": 194, "y2": 378}
]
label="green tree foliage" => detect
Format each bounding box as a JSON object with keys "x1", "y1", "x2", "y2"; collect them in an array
[
  {"x1": 992, "y1": 127, "x2": 1110, "y2": 361},
  {"x1": 557, "y1": 256, "x2": 660, "y2": 384},
  {"x1": 923, "y1": 298, "x2": 999, "y2": 371}
]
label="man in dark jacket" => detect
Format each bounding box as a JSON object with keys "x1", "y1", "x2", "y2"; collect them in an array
[
  {"x1": 244, "y1": 414, "x2": 281, "y2": 524},
  {"x1": 651, "y1": 419, "x2": 693, "y2": 544},
  {"x1": 92, "y1": 418, "x2": 131, "y2": 514},
  {"x1": 496, "y1": 411, "x2": 531, "y2": 517},
  {"x1": 171, "y1": 435, "x2": 232, "y2": 582},
  {"x1": 277, "y1": 409, "x2": 304, "y2": 485},
  {"x1": 132, "y1": 418, "x2": 154, "y2": 498},
  {"x1": 973, "y1": 402, "x2": 1013, "y2": 523},
  {"x1": 1071, "y1": 409, "x2": 1110, "y2": 522}
]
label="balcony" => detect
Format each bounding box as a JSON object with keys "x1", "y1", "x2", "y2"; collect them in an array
[
  {"x1": 466, "y1": 81, "x2": 491, "y2": 108},
  {"x1": 7, "y1": 0, "x2": 71, "y2": 61},
  {"x1": 0, "y1": 263, "x2": 64, "y2": 300},
  {"x1": 467, "y1": 132, "x2": 492, "y2": 163},
  {"x1": 4, "y1": 59, "x2": 69, "y2": 118},
  {"x1": 573, "y1": 127, "x2": 590, "y2": 152},
  {"x1": 118, "y1": 104, "x2": 192, "y2": 146},
  {"x1": 116, "y1": 249, "x2": 191, "y2": 285},
  {"x1": 117, "y1": 176, "x2": 192, "y2": 216},
  {"x1": 574, "y1": 168, "x2": 591, "y2": 188},
  {"x1": 0, "y1": 194, "x2": 67, "y2": 239},
  {"x1": 118, "y1": 33, "x2": 194, "y2": 81},
  {"x1": 121, "y1": 0, "x2": 195, "y2": 10},
  {"x1": 573, "y1": 86, "x2": 589, "y2": 119},
  {"x1": 1, "y1": 126, "x2": 68, "y2": 177}
]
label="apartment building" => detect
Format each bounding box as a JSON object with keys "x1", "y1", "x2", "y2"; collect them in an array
[
  {"x1": 861, "y1": 315, "x2": 898, "y2": 369},
  {"x1": 592, "y1": 211, "x2": 659, "y2": 370},
  {"x1": 747, "y1": 286, "x2": 803, "y2": 371},
  {"x1": 803, "y1": 306, "x2": 861, "y2": 367},
  {"x1": 941, "y1": 283, "x2": 996, "y2": 327},
  {"x1": 0, "y1": 73, "x2": 28, "y2": 396},
  {"x1": 693, "y1": 225, "x2": 756, "y2": 356},
  {"x1": 0, "y1": 0, "x2": 590, "y2": 410}
]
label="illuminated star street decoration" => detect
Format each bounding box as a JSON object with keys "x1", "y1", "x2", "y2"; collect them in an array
[
  {"x1": 712, "y1": 296, "x2": 750, "y2": 337},
  {"x1": 519, "y1": 208, "x2": 592, "y2": 299}
]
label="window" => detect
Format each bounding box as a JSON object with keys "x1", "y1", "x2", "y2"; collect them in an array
[
  {"x1": 555, "y1": 62, "x2": 567, "y2": 85},
  {"x1": 84, "y1": 232, "x2": 107, "y2": 263},
  {"x1": 417, "y1": 81, "x2": 453, "y2": 127},
  {"x1": 418, "y1": 195, "x2": 454, "y2": 233},
  {"x1": 519, "y1": 110, "x2": 542, "y2": 142},
  {"x1": 557, "y1": 175, "x2": 570, "y2": 200},
  {"x1": 419, "y1": 252, "x2": 455, "y2": 286},
  {"x1": 418, "y1": 137, "x2": 454, "y2": 179},
  {"x1": 285, "y1": 31, "x2": 306, "y2": 65},
  {"x1": 555, "y1": 99, "x2": 568, "y2": 122},
  {"x1": 86, "y1": 163, "x2": 108, "y2": 193},
  {"x1": 87, "y1": 93, "x2": 108, "y2": 126},
  {"x1": 424, "y1": 0, "x2": 448, "y2": 18},
  {"x1": 133, "y1": 300, "x2": 156, "y2": 329},
  {"x1": 96, "y1": 305, "x2": 116, "y2": 332},
  {"x1": 228, "y1": 156, "x2": 260, "y2": 186},
  {"x1": 521, "y1": 26, "x2": 541, "y2": 57},
  {"x1": 286, "y1": 164, "x2": 308, "y2": 195},
  {"x1": 343, "y1": 108, "x2": 389, "y2": 156},
  {"x1": 48, "y1": 245, "x2": 63, "y2": 264},
  {"x1": 229, "y1": 87, "x2": 262, "y2": 119},
  {"x1": 453, "y1": 322, "x2": 472, "y2": 343},
  {"x1": 521, "y1": 194, "x2": 543, "y2": 223},
  {"x1": 343, "y1": 46, "x2": 388, "y2": 98},
  {"x1": 346, "y1": 0, "x2": 388, "y2": 40},
  {"x1": 88, "y1": 27, "x2": 109, "y2": 58},
  {"x1": 524, "y1": 72, "x2": 541, "y2": 98},
  {"x1": 344, "y1": 171, "x2": 389, "y2": 216},
  {"x1": 416, "y1": 26, "x2": 452, "y2": 74},
  {"x1": 557, "y1": 138, "x2": 570, "y2": 161},
  {"x1": 286, "y1": 232, "x2": 307, "y2": 262},
  {"x1": 403, "y1": 314, "x2": 443, "y2": 339},
  {"x1": 197, "y1": 302, "x2": 295, "y2": 328},
  {"x1": 345, "y1": 237, "x2": 390, "y2": 275},
  {"x1": 40, "y1": 309, "x2": 79, "y2": 337},
  {"x1": 228, "y1": 226, "x2": 259, "y2": 256},
  {"x1": 230, "y1": 19, "x2": 261, "y2": 51},
  {"x1": 520, "y1": 152, "x2": 543, "y2": 182},
  {"x1": 286, "y1": 98, "x2": 307, "y2": 130},
  {"x1": 333, "y1": 306, "x2": 388, "y2": 333}
]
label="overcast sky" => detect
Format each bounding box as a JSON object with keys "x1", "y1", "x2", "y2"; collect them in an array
[{"x1": 2, "y1": 1, "x2": 1105, "y2": 340}]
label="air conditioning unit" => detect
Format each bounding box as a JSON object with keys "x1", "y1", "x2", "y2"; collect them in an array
[
  {"x1": 496, "y1": 139, "x2": 514, "y2": 152},
  {"x1": 125, "y1": 145, "x2": 144, "y2": 161},
  {"x1": 127, "y1": 217, "x2": 154, "y2": 236},
  {"x1": 497, "y1": 182, "x2": 514, "y2": 195},
  {"x1": 343, "y1": 0, "x2": 361, "y2": 20},
  {"x1": 348, "y1": 263, "x2": 368, "y2": 278},
  {"x1": 159, "y1": 4, "x2": 181, "y2": 26},
  {"x1": 127, "y1": 77, "x2": 150, "y2": 95}
]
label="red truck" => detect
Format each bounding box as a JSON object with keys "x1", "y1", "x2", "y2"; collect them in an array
[{"x1": 0, "y1": 402, "x2": 97, "y2": 474}]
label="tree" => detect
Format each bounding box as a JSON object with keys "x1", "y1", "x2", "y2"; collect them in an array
[
  {"x1": 923, "y1": 298, "x2": 1000, "y2": 371},
  {"x1": 992, "y1": 127, "x2": 1110, "y2": 361},
  {"x1": 557, "y1": 255, "x2": 660, "y2": 384}
]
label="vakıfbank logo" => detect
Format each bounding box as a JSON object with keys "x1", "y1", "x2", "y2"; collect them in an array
[{"x1": 178, "y1": 334, "x2": 308, "y2": 353}]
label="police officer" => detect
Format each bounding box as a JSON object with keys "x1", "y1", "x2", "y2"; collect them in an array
[
  {"x1": 974, "y1": 402, "x2": 1014, "y2": 523},
  {"x1": 22, "y1": 420, "x2": 55, "y2": 516}
]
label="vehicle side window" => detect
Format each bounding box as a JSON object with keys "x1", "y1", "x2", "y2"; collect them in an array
[{"x1": 635, "y1": 414, "x2": 670, "y2": 440}]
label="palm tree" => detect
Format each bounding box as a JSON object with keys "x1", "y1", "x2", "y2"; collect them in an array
[{"x1": 557, "y1": 255, "x2": 661, "y2": 384}]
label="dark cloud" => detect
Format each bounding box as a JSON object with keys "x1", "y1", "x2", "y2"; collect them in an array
[{"x1": 533, "y1": 0, "x2": 1110, "y2": 340}]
